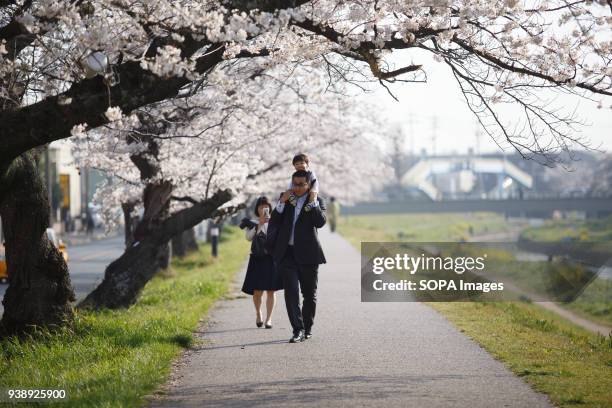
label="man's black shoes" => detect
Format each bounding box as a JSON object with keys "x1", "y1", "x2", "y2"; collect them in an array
[
  {"x1": 289, "y1": 331, "x2": 304, "y2": 343},
  {"x1": 288, "y1": 330, "x2": 311, "y2": 342}
]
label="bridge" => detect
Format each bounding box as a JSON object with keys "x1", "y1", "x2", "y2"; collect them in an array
[
  {"x1": 400, "y1": 156, "x2": 533, "y2": 200},
  {"x1": 343, "y1": 197, "x2": 612, "y2": 217}
]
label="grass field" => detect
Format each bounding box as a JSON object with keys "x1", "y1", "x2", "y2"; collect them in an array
[
  {"x1": 520, "y1": 215, "x2": 612, "y2": 242},
  {"x1": 429, "y1": 301, "x2": 612, "y2": 408},
  {"x1": 565, "y1": 277, "x2": 612, "y2": 327},
  {"x1": 0, "y1": 226, "x2": 249, "y2": 407},
  {"x1": 519, "y1": 215, "x2": 612, "y2": 326},
  {"x1": 343, "y1": 212, "x2": 612, "y2": 325},
  {"x1": 342, "y1": 212, "x2": 514, "y2": 242},
  {"x1": 339, "y1": 213, "x2": 612, "y2": 408}
]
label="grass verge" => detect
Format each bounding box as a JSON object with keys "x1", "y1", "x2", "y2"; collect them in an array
[
  {"x1": 339, "y1": 215, "x2": 612, "y2": 408},
  {"x1": 0, "y1": 226, "x2": 249, "y2": 407},
  {"x1": 341, "y1": 211, "x2": 517, "y2": 242},
  {"x1": 428, "y1": 301, "x2": 612, "y2": 408},
  {"x1": 520, "y1": 215, "x2": 612, "y2": 242}
]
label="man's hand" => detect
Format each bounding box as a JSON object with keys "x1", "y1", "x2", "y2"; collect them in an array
[{"x1": 280, "y1": 191, "x2": 291, "y2": 203}]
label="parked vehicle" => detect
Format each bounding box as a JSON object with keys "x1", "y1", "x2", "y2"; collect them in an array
[
  {"x1": 0, "y1": 245, "x2": 6, "y2": 283},
  {"x1": 0, "y1": 230, "x2": 68, "y2": 284}
]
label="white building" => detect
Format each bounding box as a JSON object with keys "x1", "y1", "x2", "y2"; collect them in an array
[{"x1": 51, "y1": 140, "x2": 83, "y2": 218}]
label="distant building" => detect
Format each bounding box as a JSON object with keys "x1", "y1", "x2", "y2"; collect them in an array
[
  {"x1": 43, "y1": 141, "x2": 107, "y2": 230},
  {"x1": 385, "y1": 150, "x2": 603, "y2": 201}
]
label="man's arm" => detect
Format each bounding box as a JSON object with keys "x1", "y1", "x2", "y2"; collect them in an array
[
  {"x1": 271, "y1": 193, "x2": 285, "y2": 230},
  {"x1": 310, "y1": 197, "x2": 326, "y2": 228},
  {"x1": 274, "y1": 191, "x2": 292, "y2": 214},
  {"x1": 274, "y1": 201, "x2": 285, "y2": 214}
]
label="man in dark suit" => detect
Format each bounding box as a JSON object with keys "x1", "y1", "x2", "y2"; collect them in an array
[{"x1": 269, "y1": 169, "x2": 326, "y2": 343}]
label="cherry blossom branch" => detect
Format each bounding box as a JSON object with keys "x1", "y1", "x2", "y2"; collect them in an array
[{"x1": 451, "y1": 37, "x2": 612, "y2": 97}]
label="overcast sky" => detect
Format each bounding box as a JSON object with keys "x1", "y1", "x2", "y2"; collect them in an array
[{"x1": 362, "y1": 49, "x2": 612, "y2": 157}]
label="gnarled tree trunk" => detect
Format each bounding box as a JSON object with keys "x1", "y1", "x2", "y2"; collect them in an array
[
  {"x1": 172, "y1": 227, "x2": 199, "y2": 258},
  {"x1": 121, "y1": 201, "x2": 140, "y2": 248},
  {"x1": 78, "y1": 189, "x2": 232, "y2": 310},
  {"x1": 76, "y1": 236, "x2": 170, "y2": 309},
  {"x1": 0, "y1": 150, "x2": 75, "y2": 336}
]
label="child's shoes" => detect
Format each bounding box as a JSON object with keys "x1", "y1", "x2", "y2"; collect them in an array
[
  {"x1": 288, "y1": 193, "x2": 298, "y2": 206},
  {"x1": 304, "y1": 201, "x2": 316, "y2": 212}
]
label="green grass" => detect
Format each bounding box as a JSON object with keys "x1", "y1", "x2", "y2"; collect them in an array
[
  {"x1": 429, "y1": 301, "x2": 612, "y2": 408},
  {"x1": 565, "y1": 278, "x2": 612, "y2": 327},
  {"x1": 339, "y1": 214, "x2": 612, "y2": 408},
  {"x1": 0, "y1": 226, "x2": 249, "y2": 407},
  {"x1": 520, "y1": 215, "x2": 612, "y2": 242},
  {"x1": 518, "y1": 215, "x2": 612, "y2": 326},
  {"x1": 342, "y1": 212, "x2": 517, "y2": 242},
  {"x1": 342, "y1": 213, "x2": 612, "y2": 326}
]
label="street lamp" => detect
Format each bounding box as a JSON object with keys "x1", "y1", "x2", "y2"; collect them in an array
[{"x1": 82, "y1": 51, "x2": 108, "y2": 78}]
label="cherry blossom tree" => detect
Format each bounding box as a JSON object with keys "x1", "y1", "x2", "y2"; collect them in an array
[
  {"x1": 72, "y1": 60, "x2": 387, "y2": 309},
  {"x1": 1, "y1": 0, "x2": 610, "y2": 334}
]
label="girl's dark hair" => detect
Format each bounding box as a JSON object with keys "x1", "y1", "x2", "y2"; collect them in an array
[
  {"x1": 292, "y1": 153, "x2": 309, "y2": 164},
  {"x1": 254, "y1": 196, "x2": 272, "y2": 217}
]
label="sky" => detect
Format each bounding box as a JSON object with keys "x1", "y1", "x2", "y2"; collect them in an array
[{"x1": 361, "y1": 49, "x2": 612, "y2": 157}]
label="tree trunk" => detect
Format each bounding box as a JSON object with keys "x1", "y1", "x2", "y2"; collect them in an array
[
  {"x1": 78, "y1": 189, "x2": 232, "y2": 310},
  {"x1": 159, "y1": 242, "x2": 171, "y2": 270},
  {"x1": 184, "y1": 227, "x2": 199, "y2": 253},
  {"x1": 76, "y1": 237, "x2": 170, "y2": 309},
  {"x1": 0, "y1": 150, "x2": 75, "y2": 336},
  {"x1": 121, "y1": 202, "x2": 139, "y2": 248},
  {"x1": 171, "y1": 232, "x2": 187, "y2": 258},
  {"x1": 172, "y1": 228, "x2": 199, "y2": 258}
]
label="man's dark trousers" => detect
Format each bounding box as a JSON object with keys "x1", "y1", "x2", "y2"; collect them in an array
[{"x1": 280, "y1": 245, "x2": 318, "y2": 334}]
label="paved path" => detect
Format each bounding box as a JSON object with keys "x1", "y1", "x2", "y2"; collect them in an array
[
  {"x1": 535, "y1": 301, "x2": 610, "y2": 336},
  {"x1": 147, "y1": 228, "x2": 554, "y2": 408}
]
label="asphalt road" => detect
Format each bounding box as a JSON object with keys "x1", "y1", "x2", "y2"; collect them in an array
[
  {"x1": 147, "y1": 228, "x2": 554, "y2": 408},
  {"x1": 0, "y1": 235, "x2": 124, "y2": 314}
]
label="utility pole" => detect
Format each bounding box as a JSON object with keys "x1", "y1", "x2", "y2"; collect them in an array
[
  {"x1": 408, "y1": 112, "x2": 415, "y2": 156},
  {"x1": 81, "y1": 166, "x2": 90, "y2": 231},
  {"x1": 85, "y1": 167, "x2": 90, "y2": 210},
  {"x1": 475, "y1": 126, "x2": 482, "y2": 155},
  {"x1": 474, "y1": 125, "x2": 484, "y2": 197},
  {"x1": 431, "y1": 115, "x2": 438, "y2": 156}
]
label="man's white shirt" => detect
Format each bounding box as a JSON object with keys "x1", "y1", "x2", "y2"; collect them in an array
[{"x1": 275, "y1": 194, "x2": 319, "y2": 245}]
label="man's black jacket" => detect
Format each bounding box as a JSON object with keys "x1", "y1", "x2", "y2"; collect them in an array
[{"x1": 267, "y1": 196, "x2": 326, "y2": 265}]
